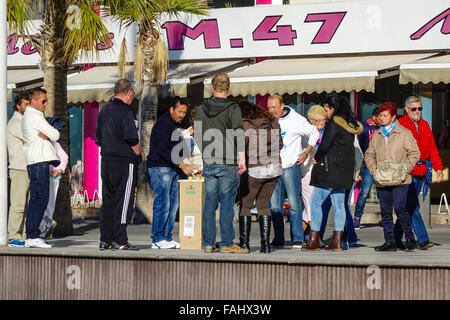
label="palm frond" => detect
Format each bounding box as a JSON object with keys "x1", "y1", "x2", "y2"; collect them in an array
[
  {"x1": 7, "y1": 0, "x2": 34, "y2": 38},
  {"x1": 153, "y1": 37, "x2": 168, "y2": 83},
  {"x1": 63, "y1": 2, "x2": 112, "y2": 64},
  {"x1": 118, "y1": 38, "x2": 129, "y2": 78}
]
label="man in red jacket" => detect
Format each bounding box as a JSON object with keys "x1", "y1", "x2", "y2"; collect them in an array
[{"x1": 396, "y1": 96, "x2": 444, "y2": 250}]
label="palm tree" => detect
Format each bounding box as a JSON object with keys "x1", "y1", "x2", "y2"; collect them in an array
[
  {"x1": 101, "y1": 0, "x2": 208, "y2": 222},
  {"x1": 8, "y1": 0, "x2": 112, "y2": 235}
]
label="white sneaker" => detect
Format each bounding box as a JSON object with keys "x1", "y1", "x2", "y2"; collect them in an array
[
  {"x1": 25, "y1": 238, "x2": 52, "y2": 249},
  {"x1": 152, "y1": 240, "x2": 177, "y2": 249},
  {"x1": 292, "y1": 241, "x2": 303, "y2": 249},
  {"x1": 168, "y1": 240, "x2": 180, "y2": 249}
]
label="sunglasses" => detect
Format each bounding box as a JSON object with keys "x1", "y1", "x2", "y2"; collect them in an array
[
  {"x1": 41, "y1": 99, "x2": 47, "y2": 104},
  {"x1": 409, "y1": 107, "x2": 423, "y2": 112}
]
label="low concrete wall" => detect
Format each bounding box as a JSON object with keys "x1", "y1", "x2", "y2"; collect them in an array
[{"x1": 1, "y1": 254, "x2": 448, "y2": 300}]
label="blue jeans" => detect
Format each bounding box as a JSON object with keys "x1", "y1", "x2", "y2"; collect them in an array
[
  {"x1": 394, "y1": 177, "x2": 429, "y2": 244},
  {"x1": 354, "y1": 166, "x2": 374, "y2": 218},
  {"x1": 148, "y1": 167, "x2": 179, "y2": 243},
  {"x1": 202, "y1": 164, "x2": 239, "y2": 248},
  {"x1": 320, "y1": 184, "x2": 358, "y2": 245},
  {"x1": 26, "y1": 162, "x2": 50, "y2": 239},
  {"x1": 270, "y1": 165, "x2": 303, "y2": 243},
  {"x1": 311, "y1": 187, "x2": 346, "y2": 233}
]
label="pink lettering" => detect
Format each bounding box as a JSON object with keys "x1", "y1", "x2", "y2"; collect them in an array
[
  {"x1": 97, "y1": 33, "x2": 114, "y2": 50},
  {"x1": 7, "y1": 34, "x2": 19, "y2": 55},
  {"x1": 304, "y1": 12, "x2": 346, "y2": 44},
  {"x1": 162, "y1": 19, "x2": 220, "y2": 50},
  {"x1": 410, "y1": 8, "x2": 450, "y2": 40},
  {"x1": 253, "y1": 16, "x2": 297, "y2": 46},
  {"x1": 21, "y1": 41, "x2": 38, "y2": 55}
]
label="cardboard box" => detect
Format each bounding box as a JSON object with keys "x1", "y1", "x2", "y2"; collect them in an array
[{"x1": 179, "y1": 179, "x2": 205, "y2": 250}]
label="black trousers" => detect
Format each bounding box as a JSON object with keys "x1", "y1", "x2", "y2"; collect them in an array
[
  {"x1": 377, "y1": 184, "x2": 414, "y2": 243},
  {"x1": 100, "y1": 160, "x2": 137, "y2": 245}
]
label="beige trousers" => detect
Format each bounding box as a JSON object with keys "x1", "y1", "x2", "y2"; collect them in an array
[{"x1": 8, "y1": 169, "x2": 30, "y2": 241}]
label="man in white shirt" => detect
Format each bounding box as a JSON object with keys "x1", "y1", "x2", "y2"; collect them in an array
[
  {"x1": 267, "y1": 94, "x2": 319, "y2": 248},
  {"x1": 6, "y1": 91, "x2": 31, "y2": 247},
  {"x1": 22, "y1": 88, "x2": 60, "y2": 249}
]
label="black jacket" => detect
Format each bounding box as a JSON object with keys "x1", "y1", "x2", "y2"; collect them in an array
[
  {"x1": 310, "y1": 116, "x2": 362, "y2": 190},
  {"x1": 95, "y1": 98, "x2": 141, "y2": 164},
  {"x1": 194, "y1": 96, "x2": 244, "y2": 165},
  {"x1": 147, "y1": 110, "x2": 187, "y2": 170}
]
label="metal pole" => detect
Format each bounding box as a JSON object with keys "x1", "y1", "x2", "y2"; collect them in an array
[{"x1": 0, "y1": 1, "x2": 8, "y2": 246}]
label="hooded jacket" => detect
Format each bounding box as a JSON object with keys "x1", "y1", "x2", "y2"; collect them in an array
[
  {"x1": 310, "y1": 116, "x2": 363, "y2": 190},
  {"x1": 194, "y1": 96, "x2": 244, "y2": 165}
]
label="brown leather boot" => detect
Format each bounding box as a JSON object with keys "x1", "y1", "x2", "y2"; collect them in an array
[
  {"x1": 326, "y1": 231, "x2": 344, "y2": 251},
  {"x1": 301, "y1": 230, "x2": 321, "y2": 251}
]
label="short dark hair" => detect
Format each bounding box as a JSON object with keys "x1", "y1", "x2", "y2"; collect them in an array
[
  {"x1": 13, "y1": 90, "x2": 30, "y2": 110},
  {"x1": 171, "y1": 96, "x2": 188, "y2": 108},
  {"x1": 114, "y1": 79, "x2": 133, "y2": 94},
  {"x1": 372, "y1": 107, "x2": 380, "y2": 117},
  {"x1": 29, "y1": 87, "x2": 47, "y2": 101}
]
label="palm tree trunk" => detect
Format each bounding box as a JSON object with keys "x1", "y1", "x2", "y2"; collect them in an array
[
  {"x1": 135, "y1": 83, "x2": 157, "y2": 223},
  {"x1": 134, "y1": 25, "x2": 161, "y2": 224},
  {"x1": 42, "y1": 64, "x2": 73, "y2": 236}
]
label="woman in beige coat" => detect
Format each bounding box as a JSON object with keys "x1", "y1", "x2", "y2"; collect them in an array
[{"x1": 365, "y1": 102, "x2": 420, "y2": 252}]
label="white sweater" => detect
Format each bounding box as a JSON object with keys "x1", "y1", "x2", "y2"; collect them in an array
[
  {"x1": 22, "y1": 106, "x2": 60, "y2": 165},
  {"x1": 278, "y1": 107, "x2": 319, "y2": 169}
]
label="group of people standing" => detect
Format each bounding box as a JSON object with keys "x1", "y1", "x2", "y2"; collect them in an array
[
  {"x1": 9, "y1": 72, "x2": 442, "y2": 255},
  {"x1": 139, "y1": 72, "x2": 444, "y2": 254}
]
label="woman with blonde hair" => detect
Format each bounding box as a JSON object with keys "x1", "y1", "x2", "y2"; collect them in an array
[{"x1": 300, "y1": 105, "x2": 326, "y2": 235}]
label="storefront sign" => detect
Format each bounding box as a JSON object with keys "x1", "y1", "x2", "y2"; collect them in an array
[
  {"x1": 161, "y1": 0, "x2": 449, "y2": 60},
  {"x1": 7, "y1": 0, "x2": 450, "y2": 66}
]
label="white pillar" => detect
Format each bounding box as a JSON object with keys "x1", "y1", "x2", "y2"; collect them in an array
[{"x1": 0, "y1": 1, "x2": 9, "y2": 246}]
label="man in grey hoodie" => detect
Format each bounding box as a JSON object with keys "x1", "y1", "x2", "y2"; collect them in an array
[{"x1": 194, "y1": 72, "x2": 248, "y2": 253}]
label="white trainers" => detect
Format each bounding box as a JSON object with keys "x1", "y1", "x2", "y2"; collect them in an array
[
  {"x1": 168, "y1": 240, "x2": 180, "y2": 249},
  {"x1": 25, "y1": 238, "x2": 52, "y2": 249},
  {"x1": 152, "y1": 240, "x2": 177, "y2": 249}
]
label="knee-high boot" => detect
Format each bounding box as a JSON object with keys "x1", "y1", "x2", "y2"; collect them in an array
[
  {"x1": 239, "y1": 215, "x2": 251, "y2": 252},
  {"x1": 259, "y1": 215, "x2": 272, "y2": 253}
]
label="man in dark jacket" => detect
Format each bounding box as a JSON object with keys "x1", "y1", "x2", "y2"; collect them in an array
[
  {"x1": 194, "y1": 72, "x2": 248, "y2": 253},
  {"x1": 353, "y1": 107, "x2": 380, "y2": 229},
  {"x1": 96, "y1": 79, "x2": 141, "y2": 251},
  {"x1": 147, "y1": 97, "x2": 198, "y2": 249}
]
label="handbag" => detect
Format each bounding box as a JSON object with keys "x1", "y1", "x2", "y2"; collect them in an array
[
  {"x1": 374, "y1": 159, "x2": 407, "y2": 186},
  {"x1": 431, "y1": 193, "x2": 450, "y2": 225}
]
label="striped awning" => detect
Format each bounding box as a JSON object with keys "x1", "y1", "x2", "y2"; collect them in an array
[{"x1": 204, "y1": 53, "x2": 438, "y2": 96}]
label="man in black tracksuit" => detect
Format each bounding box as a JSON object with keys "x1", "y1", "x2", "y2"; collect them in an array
[{"x1": 95, "y1": 79, "x2": 141, "y2": 250}]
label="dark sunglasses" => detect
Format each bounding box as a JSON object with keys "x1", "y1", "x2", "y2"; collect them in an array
[
  {"x1": 410, "y1": 107, "x2": 423, "y2": 112},
  {"x1": 41, "y1": 99, "x2": 47, "y2": 104}
]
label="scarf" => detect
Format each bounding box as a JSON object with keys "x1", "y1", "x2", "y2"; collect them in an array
[
  {"x1": 317, "y1": 128, "x2": 324, "y2": 145},
  {"x1": 382, "y1": 120, "x2": 396, "y2": 137}
]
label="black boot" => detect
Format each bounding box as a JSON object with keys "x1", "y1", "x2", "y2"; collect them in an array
[
  {"x1": 259, "y1": 215, "x2": 272, "y2": 253},
  {"x1": 239, "y1": 215, "x2": 251, "y2": 252}
]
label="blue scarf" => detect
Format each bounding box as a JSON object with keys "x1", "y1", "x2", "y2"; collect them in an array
[
  {"x1": 382, "y1": 120, "x2": 396, "y2": 137},
  {"x1": 317, "y1": 128, "x2": 324, "y2": 145}
]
